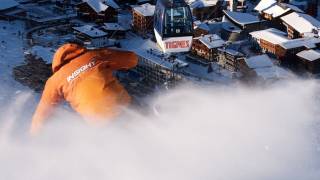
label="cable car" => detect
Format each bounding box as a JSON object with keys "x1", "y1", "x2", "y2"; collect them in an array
[{"x1": 154, "y1": 0, "x2": 193, "y2": 53}]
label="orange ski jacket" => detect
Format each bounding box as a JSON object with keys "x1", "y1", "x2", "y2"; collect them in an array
[{"x1": 30, "y1": 43, "x2": 138, "y2": 134}]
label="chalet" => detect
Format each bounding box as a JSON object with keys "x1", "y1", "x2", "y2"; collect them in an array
[
  {"x1": 278, "y1": 37, "x2": 320, "y2": 60},
  {"x1": 223, "y1": 10, "x2": 265, "y2": 33},
  {"x1": 260, "y1": 3, "x2": 303, "y2": 21},
  {"x1": 250, "y1": 28, "x2": 320, "y2": 65},
  {"x1": 239, "y1": 54, "x2": 289, "y2": 80},
  {"x1": 189, "y1": 0, "x2": 224, "y2": 21},
  {"x1": 250, "y1": 28, "x2": 289, "y2": 57},
  {"x1": 224, "y1": 0, "x2": 247, "y2": 12},
  {"x1": 73, "y1": 25, "x2": 109, "y2": 48},
  {"x1": 218, "y1": 48, "x2": 245, "y2": 72},
  {"x1": 191, "y1": 34, "x2": 226, "y2": 62},
  {"x1": 280, "y1": 12, "x2": 320, "y2": 39},
  {"x1": 254, "y1": 0, "x2": 277, "y2": 13},
  {"x1": 77, "y1": 0, "x2": 118, "y2": 23},
  {"x1": 102, "y1": 22, "x2": 127, "y2": 39},
  {"x1": 132, "y1": 3, "x2": 155, "y2": 35},
  {"x1": 296, "y1": 49, "x2": 320, "y2": 74}
]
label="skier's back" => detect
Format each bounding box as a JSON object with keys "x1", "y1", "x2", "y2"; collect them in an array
[{"x1": 30, "y1": 43, "x2": 138, "y2": 134}]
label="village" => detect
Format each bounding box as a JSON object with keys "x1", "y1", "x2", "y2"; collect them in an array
[{"x1": 0, "y1": 0, "x2": 320, "y2": 93}]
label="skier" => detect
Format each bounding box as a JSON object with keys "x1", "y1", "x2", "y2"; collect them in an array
[{"x1": 30, "y1": 43, "x2": 138, "y2": 135}]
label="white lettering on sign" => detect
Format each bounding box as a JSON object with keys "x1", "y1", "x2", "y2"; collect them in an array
[
  {"x1": 67, "y1": 60, "x2": 96, "y2": 82},
  {"x1": 165, "y1": 40, "x2": 190, "y2": 49}
]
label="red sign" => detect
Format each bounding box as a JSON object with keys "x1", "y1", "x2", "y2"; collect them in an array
[{"x1": 165, "y1": 40, "x2": 190, "y2": 49}]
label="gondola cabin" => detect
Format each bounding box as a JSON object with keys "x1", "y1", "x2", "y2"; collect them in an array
[{"x1": 154, "y1": 0, "x2": 193, "y2": 53}]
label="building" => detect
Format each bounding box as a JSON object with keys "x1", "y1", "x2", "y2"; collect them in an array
[
  {"x1": 254, "y1": 0, "x2": 277, "y2": 13},
  {"x1": 134, "y1": 48, "x2": 188, "y2": 87},
  {"x1": 280, "y1": 12, "x2": 320, "y2": 39},
  {"x1": 218, "y1": 48, "x2": 245, "y2": 72},
  {"x1": 250, "y1": 28, "x2": 320, "y2": 66},
  {"x1": 76, "y1": 0, "x2": 118, "y2": 23},
  {"x1": 250, "y1": 28, "x2": 289, "y2": 57},
  {"x1": 73, "y1": 25, "x2": 109, "y2": 47},
  {"x1": 189, "y1": 0, "x2": 224, "y2": 21},
  {"x1": 239, "y1": 54, "x2": 290, "y2": 81},
  {"x1": 296, "y1": 49, "x2": 320, "y2": 73},
  {"x1": 223, "y1": 10, "x2": 265, "y2": 33},
  {"x1": 132, "y1": 3, "x2": 155, "y2": 35},
  {"x1": 102, "y1": 22, "x2": 127, "y2": 39},
  {"x1": 191, "y1": 34, "x2": 226, "y2": 62},
  {"x1": 225, "y1": 0, "x2": 246, "y2": 12},
  {"x1": 260, "y1": 3, "x2": 303, "y2": 21}
]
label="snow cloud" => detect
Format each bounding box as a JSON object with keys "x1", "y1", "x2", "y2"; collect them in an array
[{"x1": 0, "y1": 79, "x2": 320, "y2": 180}]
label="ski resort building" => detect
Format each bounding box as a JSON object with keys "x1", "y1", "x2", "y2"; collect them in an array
[
  {"x1": 134, "y1": 48, "x2": 188, "y2": 86},
  {"x1": 73, "y1": 25, "x2": 109, "y2": 47},
  {"x1": 191, "y1": 34, "x2": 226, "y2": 62},
  {"x1": 260, "y1": 3, "x2": 303, "y2": 21},
  {"x1": 223, "y1": 10, "x2": 264, "y2": 32},
  {"x1": 76, "y1": 0, "x2": 118, "y2": 23},
  {"x1": 218, "y1": 48, "x2": 245, "y2": 72},
  {"x1": 132, "y1": 3, "x2": 155, "y2": 35},
  {"x1": 102, "y1": 23, "x2": 127, "y2": 39},
  {"x1": 238, "y1": 54, "x2": 287, "y2": 81},
  {"x1": 189, "y1": 0, "x2": 224, "y2": 21},
  {"x1": 280, "y1": 12, "x2": 320, "y2": 39},
  {"x1": 296, "y1": 49, "x2": 320, "y2": 74}
]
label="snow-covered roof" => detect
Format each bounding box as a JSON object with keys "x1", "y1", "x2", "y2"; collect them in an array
[
  {"x1": 223, "y1": 10, "x2": 261, "y2": 26},
  {"x1": 254, "y1": 0, "x2": 276, "y2": 12},
  {"x1": 73, "y1": 25, "x2": 108, "y2": 38},
  {"x1": 279, "y1": 37, "x2": 320, "y2": 49},
  {"x1": 133, "y1": 3, "x2": 155, "y2": 16},
  {"x1": 245, "y1": 54, "x2": 273, "y2": 69},
  {"x1": 103, "y1": 23, "x2": 126, "y2": 31},
  {"x1": 189, "y1": 0, "x2": 220, "y2": 9},
  {"x1": 281, "y1": 12, "x2": 320, "y2": 34},
  {"x1": 196, "y1": 34, "x2": 225, "y2": 49},
  {"x1": 102, "y1": 0, "x2": 119, "y2": 9},
  {"x1": 0, "y1": 0, "x2": 19, "y2": 11},
  {"x1": 262, "y1": 4, "x2": 289, "y2": 18},
  {"x1": 250, "y1": 28, "x2": 289, "y2": 44},
  {"x1": 82, "y1": 0, "x2": 109, "y2": 13},
  {"x1": 296, "y1": 49, "x2": 320, "y2": 61}
]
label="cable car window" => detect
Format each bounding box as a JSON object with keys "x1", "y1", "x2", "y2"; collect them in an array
[{"x1": 163, "y1": 6, "x2": 192, "y2": 37}]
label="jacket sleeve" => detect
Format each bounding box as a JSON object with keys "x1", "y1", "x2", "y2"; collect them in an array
[
  {"x1": 30, "y1": 77, "x2": 62, "y2": 135},
  {"x1": 101, "y1": 49, "x2": 138, "y2": 70}
]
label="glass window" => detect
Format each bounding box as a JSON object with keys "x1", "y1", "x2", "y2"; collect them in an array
[{"x1": 163, "y1": 6, "x2": 192, "y2": 37}]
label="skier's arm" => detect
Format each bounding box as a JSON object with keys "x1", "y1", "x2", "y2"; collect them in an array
[
  {"x1": 102, "y1": 49, "x2": 138, "y2": 70},
  {"x1": 30, "y1": 78, "x2": 62, "y2": 135}
]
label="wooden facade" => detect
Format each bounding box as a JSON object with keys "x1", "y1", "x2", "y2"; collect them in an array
[
  {"x1": 218, "y1": 48, "x2": 245, "y2": 72},
  {"x1": 76, "y1": 2, "x2": 117, "y2": 23},
  {"x1": 192, "y1": 1, "x2": 224, "y2": 21},
  {"x1": 191, "y1": 35, "x2": 225, "y2": 62},
  {"x1": 132, "y1": 5, "x2": 154, "y2": 34}
]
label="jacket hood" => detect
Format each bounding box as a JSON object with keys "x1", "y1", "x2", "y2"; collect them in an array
[{"x1": 52, "y1": 43, "x2": 86, "y2": 73}]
